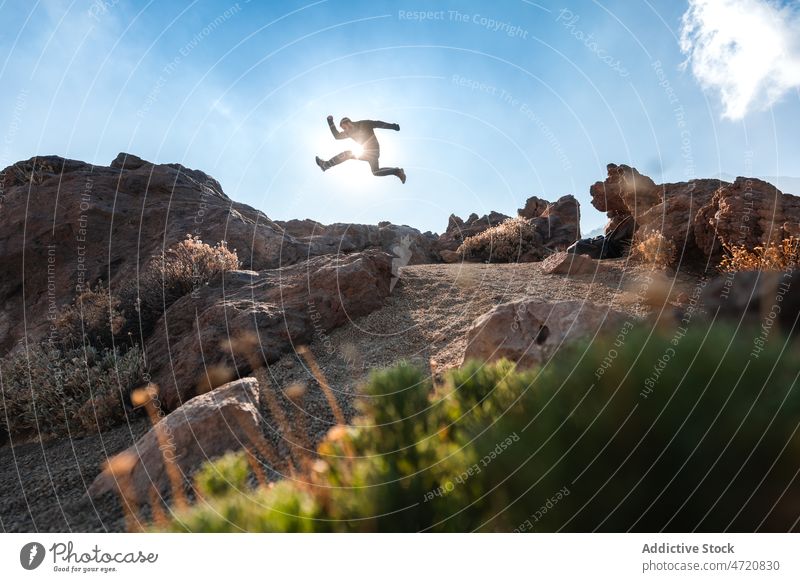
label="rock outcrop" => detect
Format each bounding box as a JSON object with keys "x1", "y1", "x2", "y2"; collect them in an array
[
  {"x1": 463, "y1": 300, "x2": 629, "y2": 368},
  {"x1": 436, "y1": 211, "x2": 512, "y2": 254},
  {"x1": 439, "y1": 194, "x2": 581, "y2": 262},
  {"x1": 531, "y1": 194, "x2": 581, "y2": 250},
  {"x1": 145, "y1": 249, "x2": 392, "y2": 410},
  {"x1": 276, "y1": 219, "x2": 440, "y2": 264},
  {"x1": 590, "y1": 163, "x2": 800, "y2": 269},
  {"x1": 0, "y1": 153, "x2": 309, "y2": 354},
  {"x1": 454, "y1": 195, "x2": 581, "y2": 263},
  {"x1": 87, "y1": 377, "x2": 261, "y2": 503}
]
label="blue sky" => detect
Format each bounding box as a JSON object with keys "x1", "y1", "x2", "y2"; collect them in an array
[{"x1": 1, "y1": 0, "x2": 799, "y2": 234}]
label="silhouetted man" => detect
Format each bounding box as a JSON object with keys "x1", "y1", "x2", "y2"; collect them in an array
[{"x1": 315, "y1": 115, "x2": 406, "y2": 183}]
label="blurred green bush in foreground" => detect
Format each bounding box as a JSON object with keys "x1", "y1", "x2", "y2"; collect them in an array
[{"x1": 164, "y1": 323, "x2": 800, "y2": 532}]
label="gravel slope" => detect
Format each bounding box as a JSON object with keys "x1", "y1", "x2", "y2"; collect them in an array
[{"x1": 0, "y1": 261, "x2": 695, "y2": 532}]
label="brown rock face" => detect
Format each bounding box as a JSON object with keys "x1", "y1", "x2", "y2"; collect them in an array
[
  {"x1": 276, "y1": 219, "x2": 439, "y2": 265},
  {"x1": 537, "y1": 194, "x2": 581, "y2": 249},
  {"x1": 694, "y1": 178, "x2": 800, "y2": 258},
  {"x1": 589, "y1": 163, "x2": 800, "y2": 269},
  {"x1": 0, "y1": 153, "x2": 306, "y2": 354},
  {"x1": 439, "y1": 249, "x2": 463, "y2": 263},
  {"x1": 517, "y1": 196, "x2": 550, "y2": 219},
  {"x1": 145, "y1": 249, "x2": 393, "y2": 410},
  {"x1": 589, "y1": 163, "x2": 659, "y2": 217},
  {"x1": 87, "y1": 377, "x2": 261, "y2": 503},
  {"x1": 463, "y1": 300, "x2": 629, "y2": 369}
]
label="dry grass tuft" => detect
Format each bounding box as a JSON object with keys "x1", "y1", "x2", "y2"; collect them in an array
[
  {"x1": 121, "y1": 234, "x2": 239, "y2": 340},
  {"x1": 631, "y1": 230, "x2": 676, "y2": 269},
  {"x1": 55, "y1": 282, "x2": 125, "y2": 349},
  {"x1": 720, "y1": 236, "x2": 800, "y2": 272},
  {"x1": 457, "y1": 217, "x2": 545, "y2": 263}
]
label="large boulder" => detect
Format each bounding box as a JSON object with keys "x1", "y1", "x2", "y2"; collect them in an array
[
  {"x1": 541, "y1": 252, "x2": 605, "y2": 275},
  {"x1": 0, "y1": 153, "x2": 307, "y2": 354},
  {"x1": 145, "y1": 249, "x2": 393, "y2": 410},
  {"x1": 589, "y1": 163, "x2": 660, "y2": 218},
  {"x1": 87, "y1": 377, "x2": 261, "y2": 504},
  {"x1": 463, "y1": 300, "x2": 629, "y2": 369}
]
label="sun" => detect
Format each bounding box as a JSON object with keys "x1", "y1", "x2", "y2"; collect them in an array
[{"x1": 350, "y1": 143, "x2": 363, "y2": 158}]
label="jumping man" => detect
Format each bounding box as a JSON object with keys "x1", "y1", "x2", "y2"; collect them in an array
[{"x1": 315, "y1": 115, "x2": 406, "y2": 183}]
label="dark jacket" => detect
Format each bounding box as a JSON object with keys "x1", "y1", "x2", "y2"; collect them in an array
[{"x1": 328, "y1": 119, "x2": 399, "y2": 158}]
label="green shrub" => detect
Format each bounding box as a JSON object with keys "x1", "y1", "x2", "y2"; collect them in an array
[
  {"x1": 194, "y1": 451, "x2": 250, "y2": 499},
  {"x1": 161, "y1": 323, "x2": 800, "y2": 532},
  {"x1": 0, "y1": 343, "x2": 145, "y2": 439}
]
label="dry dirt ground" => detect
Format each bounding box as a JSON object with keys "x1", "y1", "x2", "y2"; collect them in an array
[{"x1": 0, "y1": 260, "x2": 699, "y2": 531}]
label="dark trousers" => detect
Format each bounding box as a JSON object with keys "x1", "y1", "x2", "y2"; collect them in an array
[{"x1": 323, "y1": 150, "x2": 401, "y2": 177}]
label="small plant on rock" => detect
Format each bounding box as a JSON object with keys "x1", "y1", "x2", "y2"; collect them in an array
[{"x1": 120, "y1": 234, "x2": 240, "y2": 340}]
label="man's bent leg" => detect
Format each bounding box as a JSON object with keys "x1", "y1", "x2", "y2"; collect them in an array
[
  {"x1": 320, "y1": 150, "x2": 355, "y2": 170},
  {"x1": 364, "y1": 156, "x2": 403, "y2": 178}
]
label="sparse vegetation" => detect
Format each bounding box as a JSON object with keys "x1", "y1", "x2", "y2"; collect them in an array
[
  {"x1": 120, "y1": 235, "x2": 239, "y2": 340},
  {"x1": 0, "y1": 235, "x2": 239, "y2": 441},
  {"x1": 631, "y1": 229, "x2": 676, "y2": 268},
  {"x1": 55, "y1": 282, "x2": 125, "y2": 349},
  {"x1": 457, "y1": 217, "x2": 546, "y2": 263},
  {"x1": 153, "y1": 322, "x2": 799, "y2": 532},
  {"x1": 0, "y1": 343, "x2": 144, "y2": 439},
  {"x1": 720, "y1": 236, "x2": 800, "y2": 272}
]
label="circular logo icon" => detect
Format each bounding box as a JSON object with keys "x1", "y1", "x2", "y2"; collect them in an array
[{"x1": 20, "y1": 542, "x2": 46, "y2": 570}]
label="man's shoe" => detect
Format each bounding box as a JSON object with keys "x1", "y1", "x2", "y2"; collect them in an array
[
  {"x1": 398, "y1": 168, "x2": 406, "y2": 184},
  {"x1": 315, "y1": 156, "x2": 327, "y2": 171}
]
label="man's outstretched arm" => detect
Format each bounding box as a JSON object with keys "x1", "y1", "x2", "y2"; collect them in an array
[
  {"x1": 327, "y1": 115, "x2": 346, "y2": 139},
  {"x1": 366, "y1": 120, "x2": 400, "y2": 131}
]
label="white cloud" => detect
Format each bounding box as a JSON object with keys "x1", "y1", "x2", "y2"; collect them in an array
[{"x1": 680, "y1": 0, "x2": 800, "y2": 119}]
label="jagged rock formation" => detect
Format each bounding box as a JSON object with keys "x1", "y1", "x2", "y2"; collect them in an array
[
  {"x1": 531, "y1": 194, "x2": 581, "y2": 249},
  {"x1": 455, "y1": 194, "x2": 581, "y2": 263},
  {"x1": 590, "y1": 163, "x2": 800, "y2": 268},
  {"x1": 276, "y1": 218, "x2": 439, "y2": 264},
  {"x1": 436, "y1": 211, "x2": 512, "y2": 254}
]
